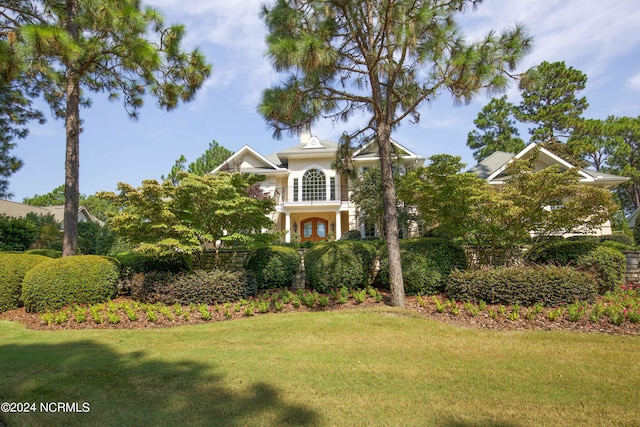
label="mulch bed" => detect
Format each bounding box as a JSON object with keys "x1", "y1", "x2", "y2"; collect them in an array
[{"x1": 1, "y1": 293, "x2": 639, "y2": 335}]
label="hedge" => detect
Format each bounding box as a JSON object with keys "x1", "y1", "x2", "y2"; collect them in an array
[
  {"x1": 378, "y1": 238, "x2": 468, "y2": 295},
  {"x1": 304, "y1": 241, "x2": 378, "y2": 293},
  {"x1": 445, "y1": 265, "x2": 598, "y2": 306},
  {"x1": 0, "y1": 253, "x2": 52, "y2": 312},
  {"x1": 130, "y1": 269, "x2": 255, "y2": 305},
  {"x1": 245, "y1": 246, "x2": 300, "y2": 290},
  {"x1": 525, "y1": 240, "x2": 625, "y2": 293},
  {"x1": 21, "y1": 255, "x2": 119, "y2": 312},
  {"x1": 115, "y1": 252, "x2": 192, "y2": 276}
]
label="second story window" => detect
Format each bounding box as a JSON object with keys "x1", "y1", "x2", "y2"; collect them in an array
[{"x1": 303, "y1": 169, "x2": 326, "y2": 201}]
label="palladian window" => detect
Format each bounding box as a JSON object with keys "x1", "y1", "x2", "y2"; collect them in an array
[{"x1": 302, "y1": 169, "x2": 326, "y2": 201}]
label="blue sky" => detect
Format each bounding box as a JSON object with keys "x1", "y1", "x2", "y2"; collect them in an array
[{"x1": 7, "y1": 0, "x2": 640, "y2": 201}]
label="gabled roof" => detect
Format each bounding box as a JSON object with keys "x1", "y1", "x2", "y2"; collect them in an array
[
  {"x1": 352, "y1": 138, "x2": 424, "y2": 163},
  {"x1": 0, "y1": 200, "x2": 103, "y2": 225},
  {"x1": 468, "y1": 143, "x2": 628, "y2": 189},
  {"x1": 211, "y1": 145, "x2": 287, "y2": 175}
]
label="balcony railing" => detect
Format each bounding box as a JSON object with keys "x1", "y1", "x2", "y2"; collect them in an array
[{"x1": 273, "y1": 186, "x2": 348, "y2": 205}]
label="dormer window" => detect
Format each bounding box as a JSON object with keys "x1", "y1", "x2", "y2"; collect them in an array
[{"x1": 303, "y1": 169, "x2": 326, "y2": 201}]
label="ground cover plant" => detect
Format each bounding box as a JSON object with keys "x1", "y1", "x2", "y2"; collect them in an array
[{"x1": 1, "y1": 303, "x2": 639, "y2": 426}]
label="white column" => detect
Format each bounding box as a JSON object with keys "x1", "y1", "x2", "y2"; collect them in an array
[
  {"x1": 335, "y1": 210, "x2": 341, "y2": 240},
  {"x1": 285, "y1": 211, "x2": 291, "y2": 243}
]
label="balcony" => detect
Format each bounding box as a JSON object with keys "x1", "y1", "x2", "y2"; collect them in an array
[{"x1": 273, "y1": 186, "x2": 349, "y2": 207}]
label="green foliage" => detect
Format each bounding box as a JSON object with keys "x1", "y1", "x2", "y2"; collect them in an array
[
  {"x1": 115, "y1": 252, "x2": 192, "y2": 277},
  {"x1": 525, "y1": 241, "x2": 626, "y2": 294},
  {"x1": 245, "y1": 246, "x2": 301, "y2": 290},
  {"x1": 131, "y1": 270, "x2": 255, "y2": 305},
  {"x1": 378, "y1": 238, "x2": 468, "y2": 295},
  {"x1": 341, "y1": 230, "x2": 363, "y2": 240},
  {"x1": 77, "y1": 222, "x2": 116, "y2": 255},
  {"x1": 446, "y1": 266, "x2": 598, "y2": 306},
  {"x1": 163, "y1": 140, "x2": 234, "y2": 185},
  {"x1": 100, "y1": 172, "x2": 275, "y2": 255},
  {"x1": 22, "y1": 185, "x2": 65, "y2": 206},
  {"x1": 575, "y1": 246, "x2": 626, "y2": 294},
  {"x1": 0, "y1": 215, "x2": 38, "y2": 251},
  {"x1": 467, "y1": 95, "x2": 525, "y2": 162},
  {"x1": 526, "y1": 240, "x2": 600, "y2": 265},
  {"x1": 517, "y1": 61, "x2": 588, "y2": 144},
  {"x1": 398, "y1": 155, "x2": 486, "y2": 239},
  {"x1": 304, "y1": 241, "x2": 378, "y2": 293},
  {"x1": 21, "y1": 255, "x2": 119, "y2": 312},
  {"x1": 0, "y1": 253, "x2": 52, "y2": 312},
  {"x1": 24, "y1": 249, "x2": 62, "y2": 258}
]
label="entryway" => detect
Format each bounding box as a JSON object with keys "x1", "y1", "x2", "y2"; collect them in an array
[{"x1": 301, "y1": 218, "x2": 328, "y2": 242}]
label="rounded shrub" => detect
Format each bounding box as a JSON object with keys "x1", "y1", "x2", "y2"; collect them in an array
[
  {"x1": 0, "y1": 253, "x2": 52, "y2": 312},
  {"x1": 575, "y1": 245, "x2": 626, "y2": 294},
  {"x1": 446, "y1": 265, "x2": 598, "y2": 306},
  {"x1": 600, "y1": 234, "x2": 633, "y2": 246},
  {"x1": 341, "y1": 230, "x2": 363, "y2": 240},
  {"x1": 21, "y1": 255, "x2": 119, "y2": 312},
  {"x1": 245, "y1": 246, "x2": 301, "y2": 290},
  {"x1": 24, "y1": 249, "x2": 62, "y2": 258},
  {"x1": 304, "y1": 241, "x2": 378, "y2": 293},
  {"x1": 525, "y1": 240, "x2": 626, "y2": 294},
  {"x1": 378, "y1": 238, "x2": 468, "y2": 295},
  {"x1": 525, "y1": 240, "x2": 599, "y2": 265}
]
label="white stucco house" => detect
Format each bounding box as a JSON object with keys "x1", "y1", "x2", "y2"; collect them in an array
[
  {"x1": 212, "y1": 128, "x2": 424, "y2": 243},
  {"x1": 468, "y1": 143, "x2": 629, "y2": 236}
]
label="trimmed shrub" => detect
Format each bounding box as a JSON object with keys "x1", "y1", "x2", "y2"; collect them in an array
[
  {"x1": 24, "y1": 249, "x2": 62, "y2": 258},
  {"x1": 304, "y1": 241, "x2": 378, "y2": 293},
  {"x1": 525, "y1": 240, "x2": 599, "y2": 265},
  {"x1": 341, "y1": 230, "x2": 363, "y2": 240},
  {"x1": 575, "y1": 246, "x2": 626, "y2": 294},
  {"x1": 0, "y1": 253, "x2": 52, "y2": 312},
  {"x1": 245, "y1": 246, "x2": 301, "y2": 290},
  {"x1": 131, "y1": 269, "x2": 255, "y2": 305},
  {"x1": 446, "y1": 265, "x2": 598, "y2": 306},
  {"x1": 525, "y1": 240, "x2": 626, "y2": 293},
  {"x1": 0, "y1": 215, "x2": 38, "y2": 251},
  {"x1": 115, "y1": 252, "x2": 192, "y2": 276},
  {"x1": 21, "y1": 255, "x2": 119, "y2": 312},
  {"x1": 600, "y1": 234, "x2": 633, "y2": 246},
  {"x1": 378, "y1": 238, "x2": 468, "y2": 295}
]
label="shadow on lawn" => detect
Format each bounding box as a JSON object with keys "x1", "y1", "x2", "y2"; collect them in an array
[{"x1": 0, "y1": 341, "x2": 319, "y2": 426}]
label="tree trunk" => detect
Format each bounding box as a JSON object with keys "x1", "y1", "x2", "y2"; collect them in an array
[
  {"x1": 62, "y1": 0, "x2": 79, "y2": 257},
  {"x1": 377, "y1": 123, "x2": 405, "y2": 307}
]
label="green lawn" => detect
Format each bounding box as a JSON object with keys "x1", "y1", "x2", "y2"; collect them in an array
[{"x1": 1, "y1": 307, "x2": 639, "y2": 426}]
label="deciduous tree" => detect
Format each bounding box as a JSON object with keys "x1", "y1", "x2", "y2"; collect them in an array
[
  {"x1": 259, "y1": 0, "x2": 532, "y2": 306},
  {"x1": 99, "y1": 172, "x2": 275, "y2": 255}
]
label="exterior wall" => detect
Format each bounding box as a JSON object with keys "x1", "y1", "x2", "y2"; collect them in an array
[{"x1": 623, "y1": 251, "x2": 640, "y2": 285}]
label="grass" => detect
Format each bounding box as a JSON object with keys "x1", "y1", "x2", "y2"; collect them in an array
[{"x1": 1, "y1": 307, "x2": 640, "y2": 426}]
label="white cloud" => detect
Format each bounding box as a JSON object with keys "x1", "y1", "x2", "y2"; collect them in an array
[{"x1": 629, "y1": 73, "x2": 640, "y2": 91}]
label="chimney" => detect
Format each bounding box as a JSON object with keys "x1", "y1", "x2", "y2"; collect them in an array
[{"x1": 300, "y1": 123, "x2": 312, "y2": 146}]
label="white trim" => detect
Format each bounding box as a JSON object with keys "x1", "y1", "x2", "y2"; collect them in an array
[{"x1": 210, "y1": 145, "x2": 285, "y2": 174}]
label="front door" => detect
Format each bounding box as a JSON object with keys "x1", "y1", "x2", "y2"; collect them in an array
[{"x1": 301, "y1": 218, "x2": 328, "y2": 242}]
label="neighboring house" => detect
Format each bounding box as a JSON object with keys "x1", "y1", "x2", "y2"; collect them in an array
[
  {"x1": 212, "y1": 128, "x2": 424, "y2": 242},
  {"x1": 468, "y1": 143, "x2": 628, "y2": 236},
  {"x1": 0, "y1": 199, "x2": 103, "y2": 228}
]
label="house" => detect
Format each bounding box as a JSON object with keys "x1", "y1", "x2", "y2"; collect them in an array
[
  {"x1": 468, "y1": 143, "x2": 628, "y2": 236},
  {"x1": 0, "y1": 199, "x2": 103, "y2": 227},
  {"x1": 212, "y1": 128, "x2": 424, "y2": 242}
]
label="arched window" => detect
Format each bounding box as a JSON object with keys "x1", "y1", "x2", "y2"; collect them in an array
[{"x1": 302, "y1": 169, "x2": 326, "y2": 201}]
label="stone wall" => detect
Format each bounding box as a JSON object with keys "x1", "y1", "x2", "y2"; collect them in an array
[{"x1": 623, "y1": 251, "x2": 640, "y2": 285}]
